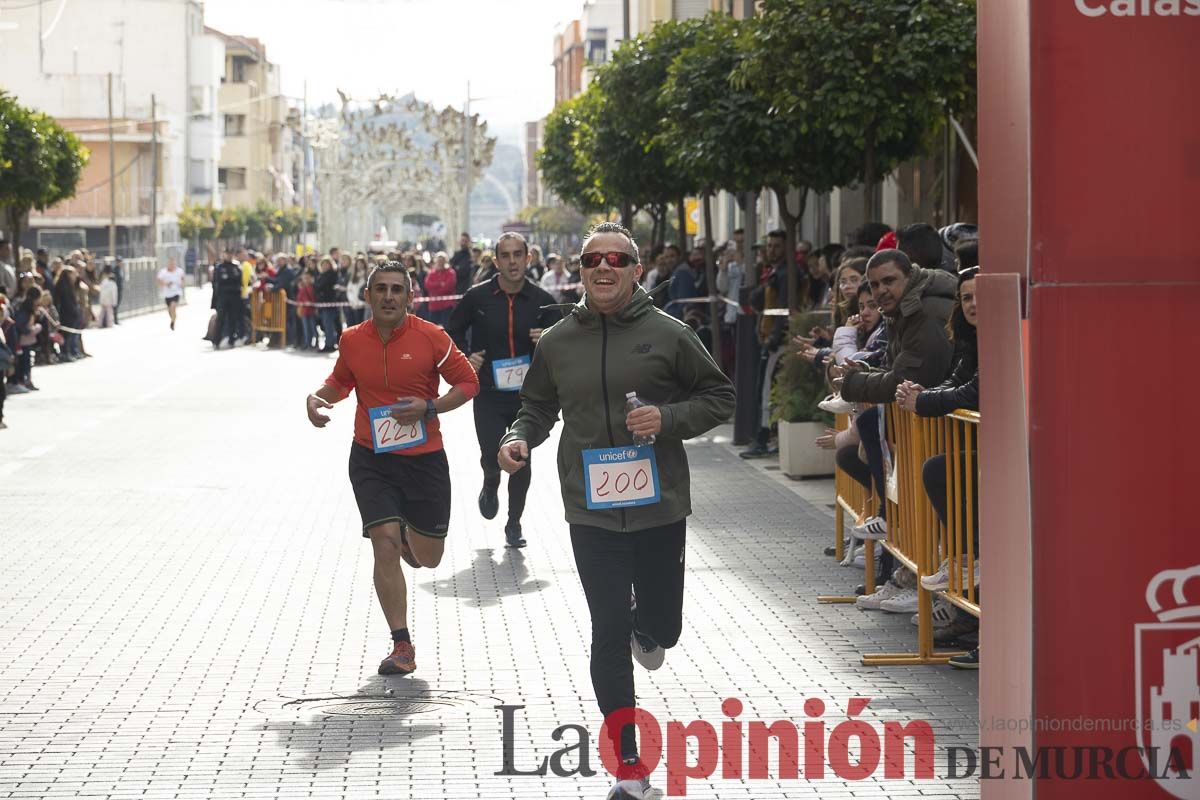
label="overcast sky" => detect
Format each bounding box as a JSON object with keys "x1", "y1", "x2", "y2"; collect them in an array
[{"x1": 202, "y1": 0, "x2": 582, "y2": 144}]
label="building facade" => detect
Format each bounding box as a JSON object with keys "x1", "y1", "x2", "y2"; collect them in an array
[
  {"x1": 0, "y1": 0, "x2": 224, "y2": 256},
  {"x1": 208, "y1": 29, "x2": 290, "y2": 210}
]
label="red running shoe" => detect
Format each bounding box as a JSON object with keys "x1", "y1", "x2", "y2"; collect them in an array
[{"x1": 378, "y1": 640, "x2": 416, "y2": 675}]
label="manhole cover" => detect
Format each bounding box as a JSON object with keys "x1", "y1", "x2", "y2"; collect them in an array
[{"x1": 259, "y1": 689, "x2": 500, "y2": 719}]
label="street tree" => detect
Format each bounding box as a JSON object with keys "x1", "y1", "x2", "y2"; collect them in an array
[
  {"x1": 0, "y1": 91, "x2": 88, "y2": 249},
  {"x1": 740, "y1": 0, "x2": 977, "y2": 223},
  {"x1": 538, "y1": 92, "x2": 607, "y2": 216},
  {"x1": 590, "y1": 18, "x2": 702, "y2": 242}
]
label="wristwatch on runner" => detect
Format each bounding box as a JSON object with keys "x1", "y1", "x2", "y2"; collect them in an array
[{"x1": 425, "y1": 399, "x2": 438, "y2": 418}]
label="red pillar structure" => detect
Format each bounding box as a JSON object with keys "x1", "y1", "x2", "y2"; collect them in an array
[{"x1": 978, "y1": 3, "x2": 1200, "y2": 799}]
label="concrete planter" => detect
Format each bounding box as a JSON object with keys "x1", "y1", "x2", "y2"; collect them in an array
[{"x1": 778, "y1": 419, "x2": 836, "y2": 478}]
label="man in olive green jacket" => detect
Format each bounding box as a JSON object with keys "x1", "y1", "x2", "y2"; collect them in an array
[{"x1": 499, "y1": 222, "x2": 734, "y2": 800}]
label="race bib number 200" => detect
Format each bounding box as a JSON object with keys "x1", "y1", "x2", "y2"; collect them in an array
[
  {"x1": 582, "y1": 445, "x2": 660, "y2": 510},
  {"x1": 368, "y1": 405, "x2": 427, "y2": 453}
]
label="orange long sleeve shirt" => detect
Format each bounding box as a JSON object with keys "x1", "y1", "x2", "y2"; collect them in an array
[{"x1": 324, "y1": 315, "x2": 480, "y2": 455}]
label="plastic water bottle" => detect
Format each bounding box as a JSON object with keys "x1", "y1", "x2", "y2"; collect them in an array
[{"x1": 625, "y1": 391, "x2": 655, "y2": 446}]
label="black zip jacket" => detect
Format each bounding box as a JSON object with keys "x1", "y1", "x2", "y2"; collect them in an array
[
  {"x1": 445, "y1": 276, "x2": 561, "y2": 392},
  {"x1": 314, "y1": 270, "x2": 339, "y2": 303}
]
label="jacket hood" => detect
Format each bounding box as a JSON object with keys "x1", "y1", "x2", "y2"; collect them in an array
[{"x1": 897, "y1": 266, "x2": 958, "y2": 318}]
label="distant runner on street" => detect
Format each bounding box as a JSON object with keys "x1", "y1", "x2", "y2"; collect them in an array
[
  {"x1": 445, "y1": 231, "x2": 560, "y2": 549},
  {"x1": 498, "y1": 223, "x2": 735, "y2": 800},
  {"x1": 306, "y1": 261, "x2": 480, "y2": 675}
]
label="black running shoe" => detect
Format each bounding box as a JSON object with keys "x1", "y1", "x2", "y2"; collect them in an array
[
  {"x1": 478, "y1": 485, "x2": 499, "y2": 520},
  {"x1": 504, "y1": 521, "x2": 526, "y2": 548}
]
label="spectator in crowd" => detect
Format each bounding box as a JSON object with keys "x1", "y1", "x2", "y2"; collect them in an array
[
  {"x1": 850, "y1": 221, "x2": 894, "y2": 249},
  {"x1": 527, "y1": 245, "x2": 545, "y2": 283},
  {"x1": 268, "y1": 254, "x2": 299, "y2": 346},
  {"x1": 12, "y1": 286, "x2": 47, "y2": 393},
  {"x1": 0, "y1": 239, "x2": 16, "y2": 298},
  {"x1": 98, "y1": 267, "x2": 118, "y2": 328},
  {"x1": 423, "y1": 251, "x2": 458, "y2": 326},
  {"x1": 833, "y1": 248, "x2": 956, "y2": 570},
  {"x1": 450, "y1": 232, "x2": 474, "y2": 294},
  {"x1": 296, "y1": 271, "x2": 318, "y2": 350},
  {"x1": 345, "y1": 255, "x2": 369, "y2": 326},
  {"x1": 667, "y1": 247, "x2": 700, "y2": 320},
  {"x1": 539, "y1": 253, "x2": 571, "y2": 302},
  {"x1": 0, "y1": 294, "x2": 11, "y2": 427},
  {"x1": 898, "y1": 222, "x2": 956, "y2": 272},
  {"x1": 314, "y1": 256, "x2": 340, "y2": 352},
  {"x1": 34, "y1": 248, "x2": 51, "y2": 287},
  {"x1": 212, "y1": 250, "x2": 244, "y2": 350},
  {"x1": 53, "y1": 266, "x2": 83, "y2": 360},
  {"x1": 472, "y1": 251, "x2": 497, "y2": 285},
  {"x1": 808, "y1": 243, "x2": 844, "y2": 308},
  {"x1": 741, "y1": 229, "x2": 791, "y2": 459},
  {"x1": 714, "y1": 241, "x2": 743, "y2": 327}
]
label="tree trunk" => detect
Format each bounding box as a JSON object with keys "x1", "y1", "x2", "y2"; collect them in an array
[
  {"x1": 676, "y1": 196, "x2": 687, "y2": 253},
  {"x1": 774, "y1": 187, "x2": 799, "y2": 314},
  {"x1": 863, "y1": 128, "x2": 877, "y2": 223},
  {"x1": 742, "y1": 190, "x2": 757, "y2": 288},
  {"x1": 701, "y1": 191, "x2": 723, "y2": 373},
  {"x1": 620, "y1": 203, "x2": 633, "y2": 230}
]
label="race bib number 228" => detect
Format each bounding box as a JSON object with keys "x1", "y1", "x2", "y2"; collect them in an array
[{"x1": 368, "y1": 405, "x2": 428, "y2": 453}]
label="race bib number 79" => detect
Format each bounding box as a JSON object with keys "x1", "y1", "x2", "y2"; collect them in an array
[
  {"x1": 369, "y1": 405, "x2": 428, "y2": 453},
  {"x1": 582, "y1": 445, "x2": 660, "y2": 510},
  {"x1": 492, "y1": 355, "x2": 531, "y2": 392}
]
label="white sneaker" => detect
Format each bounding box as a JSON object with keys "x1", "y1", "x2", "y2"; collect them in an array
[
  {"x1": 856, "y1": 580, "x2": 903, "y2": 610},
  {"x1": 920, "y1": 559, "x2": 980, "y2": 591},
  {"x1": 818, "y1": 393, "x2": 854, "y2": 414},
  {"x1": 852, "y1": 515, "x2": 887, "y2": 540},
  {"x1": 631, "y1": 630, "x2": 665, "y2": 671},
  {"x1": 912, "y1": 597, "x2": 957, "y2": 628},
  {"x1": 880, "y1": 588, "x2": 919, "y2": 613},
  {"x1": 7, "y1": 384, "x2": 29, "y2": 394},
  {"x1": 607, "y1": 777, "x2": 661, "y2": 799}
]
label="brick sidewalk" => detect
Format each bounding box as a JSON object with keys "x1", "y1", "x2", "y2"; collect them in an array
[{"x1": 0, "y1": 299, "x2": 979, "y2": 799}]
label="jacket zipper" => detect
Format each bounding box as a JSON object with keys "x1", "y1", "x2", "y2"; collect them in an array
[
  {"x1": 599, "y1": 315, "x2": 627, "y2": 532},
  {"x1": 507, "y1": 295, "x2": 515, "y2": 357},
  {"x1": 382, "y1": 324, "x2": 391, "y2": 391}
]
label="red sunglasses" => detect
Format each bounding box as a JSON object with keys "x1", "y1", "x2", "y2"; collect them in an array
[{"x1": 580, "y1": 251, "x2": 638, "y2": 270}]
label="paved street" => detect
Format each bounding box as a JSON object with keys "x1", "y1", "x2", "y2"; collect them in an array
[{"x1": 0, "y1": 295, "x2": 979, "y2": 799}]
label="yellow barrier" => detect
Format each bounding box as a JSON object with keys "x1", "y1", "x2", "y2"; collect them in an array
[
  {"x1": 818, "y1": 412, "x2": 881, "y2": 604},
  {"x1": 939, "y1": 410, "x2": 980, "y2": 617},
  {"x1": 251, "y1": 289, "x2": 288, "y2": 347},
  {"x1": 859, "y1": 405, "x2": 979, "y2": 667}
]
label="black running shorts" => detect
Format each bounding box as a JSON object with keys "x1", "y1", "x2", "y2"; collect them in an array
[{"x1": 347, "y1": 443, "x2": 451, "y2": 539}]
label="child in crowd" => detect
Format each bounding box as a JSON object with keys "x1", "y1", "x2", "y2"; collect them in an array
[{"x1": 98, "y1": 268, "x2": 118, "y2": 328}]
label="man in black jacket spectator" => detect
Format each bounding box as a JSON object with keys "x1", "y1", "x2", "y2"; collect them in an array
[
  {"x1": 269, "y1": 254, "x2": 299, "y2": 347},
  {"x1": 211, "y1": 250, "x2": 244, "y2": 349},
  {"x1": 450, "y1": 232, "x2": 474, "y2": 295}
]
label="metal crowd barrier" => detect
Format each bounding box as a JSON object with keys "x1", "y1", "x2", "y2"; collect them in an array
[
  {"x1": 251, "y1": 289, "x2": 288, "y2": 347},
  {"x1": 819, "y1": 405, "x2": 982, "y2": 667},
  {"x1": 939, "y1": 410, "x2": 980, "y2": 616}
]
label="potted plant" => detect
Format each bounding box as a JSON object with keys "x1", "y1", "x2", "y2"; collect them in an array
[{"x1": 770, "y1": 311, "x2": 836, "y2": 478}]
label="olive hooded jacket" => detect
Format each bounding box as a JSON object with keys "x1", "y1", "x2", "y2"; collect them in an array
[{"x1": 501, "y1": 286, "x2": 735, "y2": 533}]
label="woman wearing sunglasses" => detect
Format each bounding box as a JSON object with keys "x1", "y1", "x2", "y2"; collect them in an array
[{"x1": 498, "y1": 222, "x2": 735, "y2": 800}]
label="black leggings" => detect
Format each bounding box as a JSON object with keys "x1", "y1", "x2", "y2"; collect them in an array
[
  {"x1": 570, "y1": 520, "x2": 687, "y2": 762},
  {"x1": 922, "y1": 453, "x2": 980, "y2": 552},
  {"x1": 473, "y1": 391, "x2": 531, "y2": 523}
]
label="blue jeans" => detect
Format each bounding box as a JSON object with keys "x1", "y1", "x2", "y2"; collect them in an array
[
  {"x1": 300, "y1": 316, "x2": 317, "y2": 349},
  {"x1": 319, "y1": 308, "x2": 339, "y2": 350}
]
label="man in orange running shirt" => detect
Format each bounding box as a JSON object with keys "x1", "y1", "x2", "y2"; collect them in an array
[{"x1": 305, "y1": 261, "x2": 480, "y2": 675}]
